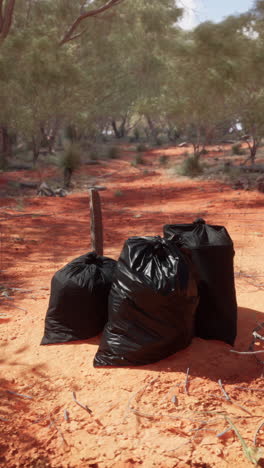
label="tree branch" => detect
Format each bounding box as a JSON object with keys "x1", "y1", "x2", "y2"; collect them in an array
[
  {"x1": 0, "y1": 0, "x2": 16, "y2": 42},
  {"x1": 0, "y1": 1, "x2": 4, "y2": 31},
  {"x1": 62, "y1": 28, "x2": 88, "y2": 44},
  {"x1": 59, "y1": 0, "x2": 124, "y2": 46}
]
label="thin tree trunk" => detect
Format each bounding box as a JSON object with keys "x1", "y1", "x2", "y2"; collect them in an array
[
  {"x1": 0, "y1": 126, "x2": 11, "y2": 167},
  {"x1": 243, "y1": 138, "x2": 259, "y2": 166},
  {"x1": 0, "y1": 126, "x2": 11, "y2": 154},
  {"x1": 112, "y1": 120, "x2": 121, "y2": 138},
  {"x1": 32, "y1": 137, "x2": 40, "y2": 165},
  {"x1": 63, "y1": 167, "x2": 73, "y2": 189},
  {"x1": 146, "y1": 115, "x2": 159, "y2": 143},
  {"x1": 119, "y1": 115, "x2": 127, "y2": 138},
  {"x1": 250, "y1": 143, "x2": 257, "y2": 165},
  {"x1": 0, "y1": 0, "x2": 16, "y2": 43}
]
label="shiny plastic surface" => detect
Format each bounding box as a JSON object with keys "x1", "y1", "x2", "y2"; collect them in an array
[
  {"x1": 41, "y1": 252, "x2": 116, "y2": 345},
  {"x1": 164, "y1": 219, "x2": 237, "y2": 345},
  {"x1": 94, "y1": 236, "x2": 199, "y2": 367}
]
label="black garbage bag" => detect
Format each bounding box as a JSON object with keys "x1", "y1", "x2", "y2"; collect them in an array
[
  {"x1": 41, "y1": 252, "x2": 116, "y2": 345},
  {"x1": 163, "y1": 218, "x2": 237, "y2": 345},
  {"x1": 94, "y1": 236, "x2": 199, "y2": 367}
]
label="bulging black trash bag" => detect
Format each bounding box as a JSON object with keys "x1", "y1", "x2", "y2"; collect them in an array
[
  {"x1": 163, "y1": 218, "x2": 237, "y2": 346},
  {"x1": 94, "y1": 236, "x2": 199, "y2": 367},
  {"x1": 41, "y1": 252, "x2": 116, "y2": 345}
]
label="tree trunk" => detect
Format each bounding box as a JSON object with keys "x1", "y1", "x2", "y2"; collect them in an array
[
  {"x1": 192, "y1": 143, "x2": 201, "y2": 159},
  {"x1": 249, "y1": 143, "x2": 257, "y2": 165},
  {"x1": 0, "y1": 0, "x2": 16, "y2": 44},
  {"x1": 146, "y1": 115, "x2": 159, "y2": 143},
  {"x1": 0, "y1": 126, "x2": 11, "y2": 167},
  {"x1": 66, "y1": 125, "x2": 78, "y2": 142},
  {"x1": 112, "y1": 120, "x2": 121, "y2": 138},
  {"x1": 63, "y1": 167, "x2": 73, "y2": 189},
  {"x1": 32, "y1": 137, "x2": 40, "y2": 165},
  {"x1": 40, "y1": 125, "x2": 58, "y2": 154},
  {"x1": 112, "y1": 117, "x2": 126, "y2": 138},
  {"x1": 205, "y1": 127, "x2": 215, "y2": 145},
  {"x1": 0, "y1": 126, "x2": 11, "y2": 153},
  {"x1": 167, "y1": 126, "x2": 179, "y2": 142},
  {"x1": 119, "y1": 114, "x2": 127, "y2": 138},
  {"x1": 243, "y1": 138, "x2": 259, "y2": 166}
]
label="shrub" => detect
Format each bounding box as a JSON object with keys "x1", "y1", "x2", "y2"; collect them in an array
[
  {"x1": 60, "y1": 142, "x2": 81, "y2": 188},
  {"x1": 256, "y1": 175, "x2": 264, "y2": 193},
  {"x1": 132, "y1": 153, "x2": 146, "y2": 165},
  {"x1": 60, "y1": 142, "x2": 81, "y2": 171},
  {"x1": 134, "y1": 154, "x2": 146, "y2": 164},
  {"x1": 232, "y1": 143, "x2": 246, "y2": 155},
  {"x1": 155, "y1": 137, "x2": 163, "y2": 146},
  {"x1": 114, "y1": 189, "x2": 123, "y2": 197},
  {"x1": 136, "y1": 143, "x2": 147, "y2": 152},
  {"x1": 133, "y1": 128, "x2": 140, "y2": 141},
  {"x1": 222, "y1": 161, "x2": 233, "y2": 174},
  {"x1": 159, "y1": 154, "x2": 169, "y2": 166},
  {"x1": 101, "y1": 135, "x2": 108, "y2": 143},
  {"x1": 87, "y1": 146, "x2": 100, "y2": 161},
  {"x1": 106, "y1": 146, "x2": 120, "y2": 159},
  {"x1": 0, "y1": 155, "x2": 7, "y2": 170},
  {"x1": 178, "y1": 155, "x2": 203, "y2": 177}
]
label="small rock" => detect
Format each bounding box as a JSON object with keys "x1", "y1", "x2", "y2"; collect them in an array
[
  {"x1": 37, "y1": 182, "x2": 55, "y2": 197},
  {"x1": 171, "y1": 395, "x2": 178, "y2": 405}
]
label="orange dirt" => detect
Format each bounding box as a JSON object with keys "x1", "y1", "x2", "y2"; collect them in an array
[{"x1": 1, "y1": 146, "x2": 264, "y2": 468}]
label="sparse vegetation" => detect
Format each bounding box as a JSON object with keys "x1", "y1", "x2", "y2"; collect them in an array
[
  {"x1": 232, "y1": 143, "x2": 246, "y2": 156},
  {"x1": 59, "y1": 142, "x2": 81, "y2": 188},
  {"x1": 132, "y1": 154, "x2": 146, "y2": 166},
  {"x1": 178, "y1": 155, "x2": 204, "y2": 177},
  {"x1": 114, "y1": 189, "x2": 123, "y2": 197},
  {"x1": 136, "y1": 143, "x2": 147, "y2": 153},
  {"x1": 106, "y1": 146, "x2": 120, "y2": 159},
  {"x1": 88, "y1": 149, "x2": 99, "y2": 161},
  {"x1": 159, "y1": 154, "x2": 169, "y2": 166},
  {"x1": 155, "y1": 137, "x2": 163, "y2": 146}
]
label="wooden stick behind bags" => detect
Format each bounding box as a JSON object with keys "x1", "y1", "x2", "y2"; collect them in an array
[{"x1": 89, "y1": 188, "x2": 103, "y2": 256}]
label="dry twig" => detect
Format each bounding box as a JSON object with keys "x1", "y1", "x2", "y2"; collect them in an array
[
  {"x1": 218, "y1": 379, "x2": 231, "y2": 401},
  {"x1": 234, "y1": 386, "x2": 264, "y2": 393},
  {"x1": 49, "y1": 416, "x2": 68, "y2": 446},
  {"x1": 230, "y1": 350, "x2": 264, "y2": 355},
  {"x1": 124, "y1": 377, "x2": 158, "y2": 422},
  {"x1": 6, "y1": 390, "x2": 33, "y2": 399},
  {"x1": 184, "y1": 368, "x2": 190, "y2": 395},
  {"x1": 253, "y1": 332, "x2": 264, "y2": 342},
  {"x1": 217, "y1": 427, "x2": 233, "y2": 438},
  {"x1": 72, "y1": 391, "x2": 92, "y2": 414}
]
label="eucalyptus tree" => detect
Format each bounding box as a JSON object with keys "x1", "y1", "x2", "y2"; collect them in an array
[
  {"x1": 0, "y1": 0, "x2": 184, "y2": 165},
  {"x1": 164, "y1": 19, "x2": 244, "y2": 158},
  {"x1": 70, "y1": 0, "x2": 184, "y2": 141},
  {"x1": 202, "y1": 9, "x2": 264, "y2": 165}
]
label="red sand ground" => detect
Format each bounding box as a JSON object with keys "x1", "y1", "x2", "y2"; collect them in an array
[{"x1": 1, "y1": 146, "x2": 264, "y2": 468}]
